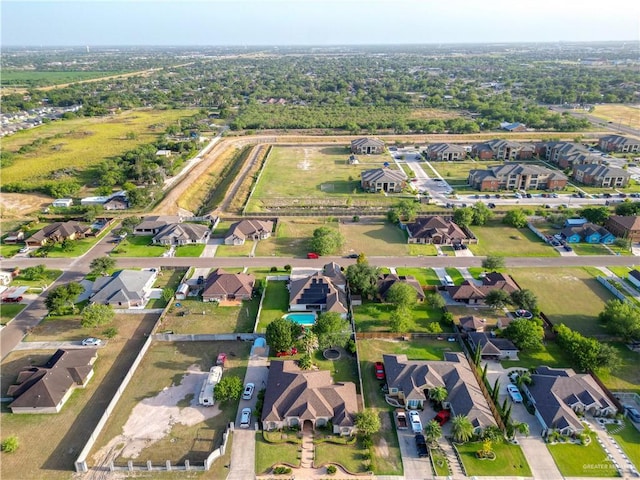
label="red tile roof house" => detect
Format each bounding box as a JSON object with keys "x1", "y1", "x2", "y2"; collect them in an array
[
  {"x1": 447, "y1": 272, "x2": 519, "y2": 305},
  {"x1": 25, "y1": 221, "x2": 92, "y2": 247},
  {"x1": 201, "y1": 268, "x2": 255, "y2": 302},
  {"x1": 261, "y1": 360, "x2": 358, "y2": 436},
  {"x1": 606, "y1": 215, "x2": 640, "y2": 242},
  {"x1": 403, "y1": 216, "x2": 475, "y2": 245},
  {"x1": 7, "y1": 349, "x2": 98, "y2": 414},
  {"x1": 224, "y1": 219, "x2": 274, "y2": 246}
]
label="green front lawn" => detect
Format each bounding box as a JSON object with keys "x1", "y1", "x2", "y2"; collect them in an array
[
  {"x1": 547, "y1": 432, "x2": 617, "y2": 477},
  {"x1": 110, "y1": 235, "x2": 168, "y2": 257},
  {"x1": 468, "y1": 221, "x2": 558, "y2": 257},
  {"x1": 501, "y1": 340, "x2": 572, "y2": 370},
  {"x1": 407, "y1": 243, "x2": 438, "y2": 256},
  {"x1": 353, "y1": 302, "x2": 445, "y2": 333},
  {"x1": 160, "y1": 298, "x2": 259, "y2": 334},
  {"x1": 606, "y1": 421, "x2": 640, "y2": 468},
  {"x1": 595, "y1": 342, "x2": 640, "y2": 395},
  {"x1": 11, "y1": 268, "x2": 62, "y2": 289},
  {"x1": 445, "y1": 268, "x2": 465, "y2": 286},
  {"x1": 255, "y1": 431, "x2": 300, "y2": 474},
  {"x1": 571, "y1": 243, "x2": 617, "y2": 256},
  {"x1": 0, "y1": 303, "x2": 26, "y2": 322},
  {"x1": 174, "y1": 244, "x2": 205, "y2": 257},
  {"x1": 607, "y1": 266, "x2": 631, "y2": 278},
  {"x1": 315, "y1": 436, "x2": 369, "y2": 474},
  {"x1": 455, "y1": 441, "x2": 532, "y2": 477},
  {"x1": 214, "y1": 242, "x2": 254, "y2": 257},
  {"x1": 256, "y1": 280, "x2": 289, "y2": 332},
  {"x1": 395, "y1": 267, "x2": 441, "y2": 286},
  {"x1": 0, "y1": 243, "x2": 21, "y2": 258}
]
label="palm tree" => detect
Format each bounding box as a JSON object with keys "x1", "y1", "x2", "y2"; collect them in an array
[
  {"x1": 516, "y1": 370, "x2": 532, "y2": 388},
  {"x1": 451, "y1": 415, "x2": 474, "y2": 443},
  {"x1": 515, "y1": 421, "x2": 530, "y2": 438},
  {"x1": 424, "y1": 420, "x2": 442, "y2": 446},
  {"x1": 481, "y1": 425, "x2": 504, "y2": 443},
  {"x1": 429, "y1": 386, "x2": 448, "y2": 407}
]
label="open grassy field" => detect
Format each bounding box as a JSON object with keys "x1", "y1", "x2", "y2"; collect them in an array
[
  {"x1": 595, "y1": 342, "x2": 640, "y2": 395},
  {"x1": 547, "y1": 431, "x2": 617, "y2": 477},
  {"x1": 0, "y1": 303, "x2": 26, "y2": 323},
  {"x1": 469, "y1": 220, "x2": 558, "y2": 257},
  {"x1": 89, "y1": 341, "x2": 250, "y2": 467},
  {"x1": 159, "y1": 298, "x2": 259, "y2": 334},
  {"x1": 455, "y1": 441, "x2": 531, "y2": 477},
  {"x1": 353, "y1": 302, "x2": 445, "y2": 333},
  {"x1": 2, "y1": 109, "x2": 195, "y2": 187},
  {"x1": 1, "y1": 314, "x2": 157, "y2": 480},
  {"x1": 339, "y1": 221, "x2": 410, "y2": 257},
  {"x1": 1, "y1": 70, "x2": 123, "y2": 86},
  {"x1": 429, "y1": 161, "x2": 480, "y2": 184},
  {"x1": 245, "y1": 145, "x2": 404, "y2": 212},
  {"x1": 510, "y1": 267, "x2": 613, "y2": 336},
  {"x1": 590, "y1": 104, "x2": 640, "y2": 130},
  {"x1": 501, "y1": 340, "x2": 573, "y2": 370}
]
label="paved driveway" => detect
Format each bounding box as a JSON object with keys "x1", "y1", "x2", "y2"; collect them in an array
[{"x1": 396, "y1": 427, "x2": 432, "y2": 480}]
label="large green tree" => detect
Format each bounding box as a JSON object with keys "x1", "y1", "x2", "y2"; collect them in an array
[
  {"x1": 313, "y1": 312, "x2": 350, "y2": 349},
  {"x1": 390, "y1": 306, "x2": 412, "y2": 333},
  {"x1": 89, "y1": 256, "x2": 116, "y2": 276},
  {"x1": 45, "y1": 282, "x2": 84, "y2": 315},
  {"x1": 599, "y1": 299, "x2": 640, "y2": 341},
  {"x1": 266, "y1": 317, "x2": 298, "y2": 352},
  {"x1": 503, "y1": 209, "x2": 528, "y2": 228},
  {"x1": 485, "y1": 289, "x2": 512, "y2": 310},
  {"x1": 355, "y1": 409, "x2": 381, "y2": 437},
  {"x1": 481, "y1": 255, "x2": 505, "y2": 272},
  {"x1": 213, "y1": 375, "x2": 243, "y2": 403},
  {"x1": 510, "y1": 289, "x2": 538, "y2": 314},
  {"x1": 386, "y1": 282, "x2": 418, "y2": 309},
  {"x1": 580, "y1": 206, "x2": 610, "y2": 225},
  {"x1": 503, "y1": 319, "x2": 544, "y2": 351},
  {"x1": 81, "y1": 303, "x2": 115, "y2": 328},
  {"x1": 453, "y1": 207, "x2": 474, "y2": 227},
  {"x1": 472, "y1": 202, "x2": 493, "y2": 225},
  {"x1": 310, "y1": 226, "x2": 344, "y2": 255},
  {"x1": 345, "y1": 262, "x2": 379, "y2": 299}
]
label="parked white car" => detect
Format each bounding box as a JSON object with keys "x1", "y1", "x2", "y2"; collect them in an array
[
  {"x1": 240, "y1": 408, "x2": 252, "y2": 428},
  {"x1": 81, "y1": 337, "x2": 102, "y2": 346},
  {"x1": 242, "y1": 382, "x2": 255, "y2": 400},
  {"x1": 409, "y1": 410, "x2": 423, "y2": 434}
]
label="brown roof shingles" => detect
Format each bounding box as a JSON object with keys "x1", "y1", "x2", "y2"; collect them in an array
[{"x1": 202, "y1": 269, "x2": 255, "y2": 300}]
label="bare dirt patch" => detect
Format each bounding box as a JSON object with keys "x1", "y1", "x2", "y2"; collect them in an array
[
  {"x1": 93, "y1": 364, "x2": 221, "y2": 462},
  {"x1": 0, "y1": 192, "x2": 51, "y2": 219}
]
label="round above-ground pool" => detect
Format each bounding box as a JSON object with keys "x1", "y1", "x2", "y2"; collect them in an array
[{"x1": 283, "y1": 312, "x2": 317, "y2": 326}]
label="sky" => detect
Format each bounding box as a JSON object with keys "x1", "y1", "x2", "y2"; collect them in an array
[{"x1": 2, "y1": 0, "x2": 639, "y2": 46}]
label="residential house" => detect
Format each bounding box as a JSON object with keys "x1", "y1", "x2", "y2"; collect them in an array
[
  {"x1": 25, "y1": 221, "x2": 92, "y2": 247},
  {"x1": 289, "y1": 270, "x2": 348, "y2": 318},
  {"x1": 572, "y1": 164, "x2": 630, "y2": 188},
  {"x1": 458, "y1": 315, "x2": 487, "y2": 333},
  {"x1": 425, "y1": 143, "x2": 467, "y2": 161},
  {"x1": 2, "y1": 231, "x2": 24, "y2": 244},
  {"x1": 376, "y1": 273, "x2": 426, "y2": 303},
  {"x1": 559, "y1": 223, "x2": 615, "y2": 244},
  {"x1": 383, "y1": 353, "x2": 497, "y2": 431},
  {"x1": 8, "y1": 349, "x2": 98, "y2": 414},
  {"x1": 598, "y1": 135, "x2": 640, "y2": 153},
  {"x1": 152, "y1": 223, "x2": 210, "y2": 245},
  {"x1": 103, "y1": 192, "x2": 129, "y2": 210},
  {"x1": 80, "y1": 195, "x2": 110, "y2": 206},
  {"x1": 262, "y1": 360, "x2": 358, "y2": 435},
  {"x1": 522, "y1": 366, "x2": 616, "y2": 437},
  {"x1": 350, "y1": 137, "x2": 385, "y2": 155},
  {"x1": 403, "y1": 216, "x2": 473, "y2": 245},
  {"x1": 155, "y1": 149, "x2": 173, "y2": 157},
  {"x1": 224, "y1": 219, "x2": 274, "y2": 246},
  {"x1": 606, "y1": 215, "x2": 640, "y2": 242},
  {"x1": 52, "y1": 198, "x2": 73, "y2": 208},
  {"x1": 471, "y1": 139, "x2": 523, "y2": 161},
  {"x1": 468, "y1": 163, "x2": 568, "y2": 192},
  {"x1": 201, "y1": 268, "x2": 255, "y2": 302},
  {"x1": 360, "y1": 168, "x2": 407, "y2": 193},
  {"x1": 564, "y1": 218, "x2": 589, "y2": 228},
  {"x1": 500, "y1": 122, "x2": 527, "y2": 132},
  {"x1": 90, "y1": 269, "x2": 158, "y2": 308},
  {"x1": 468, "y1": 332, "x2": 519, "y2": 360},
  {"x1": 627, "y1": 270, "x2": 640, "y2": 289},
  {"x1": 134, "y1": 216, "x2": 182, "y2": 235},
  {"x1": 447, "y1": 272, "x2": 519, "y2": 305}
]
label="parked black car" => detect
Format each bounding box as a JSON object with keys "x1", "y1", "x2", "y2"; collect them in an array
[{"x1": 415, "y1": 434, "x2": 428, "y2": 457}]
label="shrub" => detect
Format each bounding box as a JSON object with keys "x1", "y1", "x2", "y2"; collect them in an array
[
  {"x1": 284, "y1": 264, "x2": 291, "y2": 271},
  {"x1": 273, "y1": 465, "x2": 292, "y2": 474},
  {"x1": 352, "y1": 215, "x2": 360, "y2": 222},
  {"x1": 270, "y1": 266, "x2": 278, "y2": 272},
  {"x1": 1, "y1": 436, "x2": 18, "y2": 453},
  {"x1": 326, "y1": 465, "x2": 337, "y2": 475},
  {"x1": 102, "y1": 327, "x2": 118, "y2": 339},
  {"x1": 345, "y1": 338, "x2": 356, "y2": 354},
  {"x1": 361, "y1": 436, "x2": 373, "y2": 449}
]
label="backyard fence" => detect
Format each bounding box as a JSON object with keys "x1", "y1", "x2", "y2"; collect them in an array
[
  {"x1": 596, "y1": 276, "x2": 632, "y2": 304},
  {"x1": 153, "y1": 333, "x2": 261, "y2": 342},
  {"x1": 355, "y1": 331, "x2": 459, "y2": 340}
]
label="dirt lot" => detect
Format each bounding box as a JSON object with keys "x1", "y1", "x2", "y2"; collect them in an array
[{"x1": 0, "y1": 192, "x2": 51, "y2": 219}]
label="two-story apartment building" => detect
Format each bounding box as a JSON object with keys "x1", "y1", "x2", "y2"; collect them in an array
[
  {"x1": 468, "y1": 163, "x2": 568, "y2": 191},
  {"x1": 598, "y1": 135, "x2": 640, "y2": 153},
  {"x1": 424, "y1": 143, "x2": 467, "y2": 161},
  {"x1": 572, "y1": 164, "x2": 630, "y2": 188}
]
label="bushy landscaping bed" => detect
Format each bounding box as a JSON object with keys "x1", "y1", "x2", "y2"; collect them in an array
[{"x1": 455, "y1": 441, "x2": 532, "y2": 477}]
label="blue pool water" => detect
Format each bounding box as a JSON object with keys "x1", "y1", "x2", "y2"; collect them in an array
[{"x1": 284, "y1": 312, "x2": 317, "y2": 325}]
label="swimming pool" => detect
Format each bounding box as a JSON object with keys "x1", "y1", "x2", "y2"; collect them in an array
[{"x1": 284, "y1": 312, "x2": 317, "y2": 325}]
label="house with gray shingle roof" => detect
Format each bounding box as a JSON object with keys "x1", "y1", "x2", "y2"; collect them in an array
[
  {"x1": 201, "y1": 268, "x2": 255, "y2": 302},
  {"x1": 383, "y1": 353, "x2": 497, "y2": 431},
  {"x1": 25, "y1": 221, "x2": 92, "y2": 247},
  {"x1": 289, "y1": 270, "x2": 348, "y2": 317},
  {"x1": 522, "y1": 367, "x2": 616, "y2": 437},
  {"x1": 471, "y1": 139, "x2": 524, "y2": 161},
  {"x1": 468, "y1": 332, "x2": 519, "y2": 360},
  {"x1": 8, "y1": 349, "x2": 98, "y2": 414},
  {"x1": 425, "y1": 143, "x2": 467, "y2": 161},
  {"x1": 403, "y1": 216, "x2": 472, "y2": 245},
  {"x1": 360, "y1": 168, "x2": 407, "y2": 193},
  {"x1": 261, "y1": 360, "x2": 358, "y2": 436},
  {"x1": 468, "y1": 163, "x2": 567, "y2": 192},
  {"x1": 152, "y1": 223, "x2": 211, "y2": 245},
  {"x1": 572, "y1": 164, "x2": 630, "y2": 188},
  {"x1": 134, "y1": 216, "x2": 182, "y2": 235},
  {"x1": 376, "y1": 273, "x2": 426, "y2": 303},
  {"x1": 90, "y1": 269, "x2": 158, "y2": 308},
  {"x1": 350, "y1": 137, "x2": 384, "y2": 155},
  {"x1": 224, "y1": 219, "x2": 274, "y2": 246},
  {"x1": 447, "y1": 272, "x2": 519, "y2": 305}
]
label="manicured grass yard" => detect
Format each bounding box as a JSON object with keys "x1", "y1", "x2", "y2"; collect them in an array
[
  {"x1": 90, "y1": 341, "x2": 250, "y2": 467},
  {"x1": 254, "y1": 219, "x2": 318, "y2": 257},
  {"x1": 339, "y1": 221, "x2": 411, "y2": 257},
  {"x1": 353, "y1": 301, "x2": 445, "y2": 333},
  {"x1": 396, "y1": 267, "x2": 441, "y2": 286},
  {"x1": 315, "y1": 437, "x2": 369, "y2": 473},
  {"x1": 160, "y1": 298, "x2": 259, "y2": 334},
  {"x1": 468, "y1": 220, "x2": 558, "y2": 257},
  {"x1": 606, "y1": 420, "x2": 640, "y2": 468},
  {"x1": 0, "y1": 302, "x2": 26, "y2": 322},
  {"x1": 595, "y1": 342, "x2": 640, "y2": 395},
  {"x1": 255, "y1": 432, "x2": 300, "y2": 473},
  {"x1": 431, "y1": 161, "x2": 481, "y2": 184},
  {"x1": 547, "y1": 431, "x2": 618, "y2": 477},
  {"x1": 11, "y1": 268, "x2": 62, "y2": 289},
  {"x1": 607, "y1": 266, "x2": 631, "y2": 279},
  {"x1": 0, "y1": 243, "x2": 21, "y2": 258},
  {"x1": 256, "y1": 280, "x2": 289, "y2": 333},
  {"x1": 510, "y1": 267, "x2": 614, "y2": 336},
  {"x1": 1, "y1": 314, "x2": 157, "y2": 480},
  {"x1": 175, "y1": 244, "x2": 205, "y2": 257},
  {"x1": 407, "y1": 243, "x2": 438, "y2": 256},
  {"x1": 571, "y1": 243, "x2": 625, "y2": 256},
  {"x1": 455, "y1": 441, "x2": 532, "y2": 477},
  {"x1": 445, "y1": 267, "x2": 465, "y2": 285},
  {"x1": 110, "y1": 235, "x2": 168, "y2": 257},
  {"x1": 501, "y1": 340, "x2": 573, "y2": 370}
]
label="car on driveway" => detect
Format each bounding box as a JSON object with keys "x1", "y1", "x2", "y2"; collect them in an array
[
  {"x1": 242, "y1": 382, "x2": 255, "y2": 400},
  {"x1": 374, "y1": 361, "x2": 385, "y2": 380},
  {"x1": 409, "y1": 410, "x2": 423, "y2": 433},
  {"x1": 19, "y1": 246, "x2": 29, "y2": 253},
  {"x1": 433, "y1": 410, "x2": 451, "y2": 426},
  {"x1": 507, "y1": 384, "x2": 523, "y2": 403},
  {"x1": 625, "y1": 405, "x2": 640, "y2": 423},
  {"x1": 240, "y1": 408, "x2": 252, "y2": 428},
  {"x1": 81, "y1": 337, "x2": 102, "y2": 346},
  {"x1": 415, "y1": 434, "x2": 428, "y2": 457}
]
